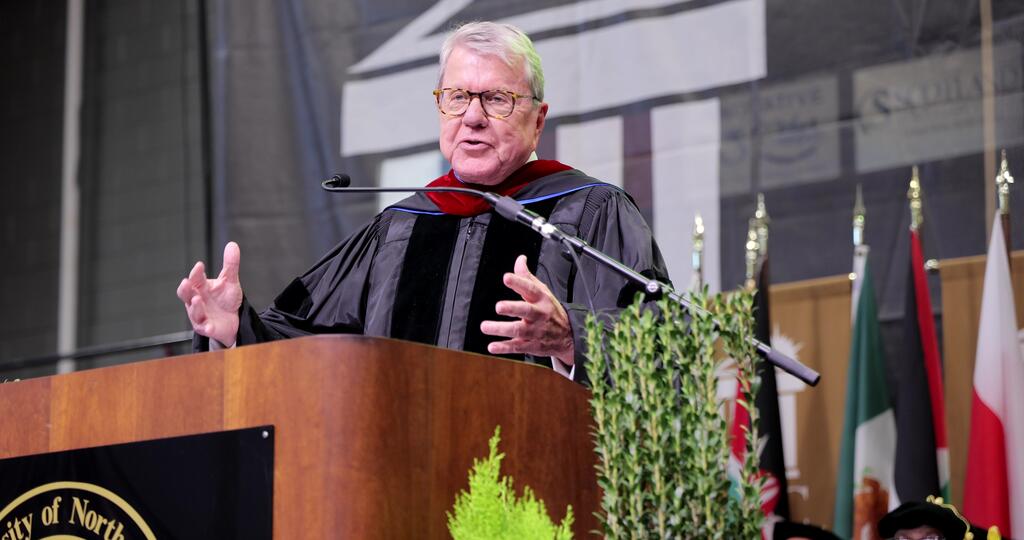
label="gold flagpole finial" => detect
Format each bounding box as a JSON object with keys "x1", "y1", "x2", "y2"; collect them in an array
[
  {"x1": 753, "y1": 193, "x2": 770, "y2": 258},
  {"x1": 908, "y1": 165, "x2": 923, "y2": 231},
  {"x1": 853, "y1": 183, "x2": 866, "y2": 247},
  {"x1": 691, "y1": 213, "x2": 705, "y2": 288},
  {"x1": 997, "y1": 149, "x2": 1014, "y2": 216},
  {"x1": 744, "y1": 218, "x2": 759, "y2": 290}
]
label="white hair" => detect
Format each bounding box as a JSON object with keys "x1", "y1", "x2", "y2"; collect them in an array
[{"x1": 438, "y1": 21, "x2": 545, "y2": 102}]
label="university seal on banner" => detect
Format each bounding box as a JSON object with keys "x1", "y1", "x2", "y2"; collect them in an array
[{"x1": 0, "y1": 481, "x2": 155, "y2": 540}]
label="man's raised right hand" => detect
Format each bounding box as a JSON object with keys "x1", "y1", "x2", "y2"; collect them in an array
[{"x1": 176, "y1": 241, "x2": 243, "y2": 347}]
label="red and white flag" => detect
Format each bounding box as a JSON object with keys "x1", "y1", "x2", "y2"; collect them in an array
[{"x1": 963, "y1": 217, "x2": 1024, "y2": 537}]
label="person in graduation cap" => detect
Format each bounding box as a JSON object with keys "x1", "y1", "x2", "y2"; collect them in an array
[
  {"x1": 878, "y1": 496, "x2": 1005, "y2": 540},
  {"x1": 176, "y1": 21, "x2": 669, "y2": 385}
]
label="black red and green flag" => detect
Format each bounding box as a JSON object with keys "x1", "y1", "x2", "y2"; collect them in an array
[{"x1": 892, "y1": 230, "x2": 949, "y2": 502}]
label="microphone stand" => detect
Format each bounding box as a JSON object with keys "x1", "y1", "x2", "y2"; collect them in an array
[{"x1": 322, "y1": 176, "x2": 821, "y2": 386}]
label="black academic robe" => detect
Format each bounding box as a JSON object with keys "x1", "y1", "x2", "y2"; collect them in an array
[{"x1": 194, "y1": 168, "x2": 669, "y2": 386}]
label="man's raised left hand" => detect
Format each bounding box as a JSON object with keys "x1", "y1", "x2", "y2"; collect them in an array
[{"x1": 480, "y1": 254, "x2": 574, "y2": 365}]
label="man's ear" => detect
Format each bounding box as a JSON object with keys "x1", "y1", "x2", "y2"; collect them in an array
[{"x1": 533, "y1": 102, "x2": 549, "y2": 144}]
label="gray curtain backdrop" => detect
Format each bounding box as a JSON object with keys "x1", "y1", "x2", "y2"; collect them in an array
[{"x1": 0, "y1": 3, "x2": 67, "y2": 367}]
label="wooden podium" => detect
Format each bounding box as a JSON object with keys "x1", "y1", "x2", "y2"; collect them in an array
[{"x1": 0, "y1": 336, "x2": 600, "y2": 538}]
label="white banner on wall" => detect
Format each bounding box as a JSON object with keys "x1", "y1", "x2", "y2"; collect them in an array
[
  {"x1": 854, "y1": 42, "x2": 1024, "y2": 173},
  {"x1": 720, "y1": 74, "x2": 841, "y2": 195}
]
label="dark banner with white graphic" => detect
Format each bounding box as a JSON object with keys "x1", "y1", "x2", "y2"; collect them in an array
[{"x1": 0, "y1": 427, "x2": 273, "y2": 540}]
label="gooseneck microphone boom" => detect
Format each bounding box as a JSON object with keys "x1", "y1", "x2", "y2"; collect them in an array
[
  {"x1": 323, "y1": 172, "x2": 504, "y2": 205},
  {"x1": 321, "y1": 173, "x2": 821, "y2": 386}
]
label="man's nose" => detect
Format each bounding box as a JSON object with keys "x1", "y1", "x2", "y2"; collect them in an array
[{"x1": 461, "y1": 95, "x2": 488, "y2": 126}]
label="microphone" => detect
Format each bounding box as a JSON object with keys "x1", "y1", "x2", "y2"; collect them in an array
[
  {"x1": 320, "y1": 173, "x2": 822, "y2": 386},
  {"x1": 323, "y1": 173, "x2": 351, "y2": 188},
  {"x1": 321, "y1": 172, "x2": 500, "y2": 204}
]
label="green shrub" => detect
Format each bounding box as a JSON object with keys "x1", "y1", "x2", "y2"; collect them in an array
[
  {"x1": 586, "y1": 290, "x2": 765, "y2": 539},
  {"x1": 447, "y1": 426, "x2": 574, "y2": 540}
]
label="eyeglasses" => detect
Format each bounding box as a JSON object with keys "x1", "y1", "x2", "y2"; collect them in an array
[{"x1": 433, "y1": 88, "x2": 539, "y2": 119}]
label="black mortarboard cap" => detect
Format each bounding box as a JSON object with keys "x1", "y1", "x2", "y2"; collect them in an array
[{"x1": 877, "y1": 500, "x2": 970, "y2": 539}]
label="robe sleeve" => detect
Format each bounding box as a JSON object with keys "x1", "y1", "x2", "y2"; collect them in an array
[
  {"x1": 192, "y1": 214, "x2": 389, "y2": 352},
  {"x1": 562, "y1": 187, "x2": 671, "y2": 386}
]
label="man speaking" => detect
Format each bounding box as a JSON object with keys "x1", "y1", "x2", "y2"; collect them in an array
[{"x1": 177, "y1": 21, "x2": 669, "y2": 385}]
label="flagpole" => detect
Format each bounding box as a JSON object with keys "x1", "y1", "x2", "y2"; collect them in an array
[
  {"x1": 851, "y1": 184, "x2": 868, "y2": 320},
  {"x1": 907, "y1": 165, "x2": 939, "y2": 273},
  {"x1": 996, "y1": 149, "x2": 1014, "y2": 267},
  {"x1": 908, "y1": 165, "x2": 923, "y2": 235},
  {"x1": 691, "y1": 213, "x2": 704, "y2": 291},
  {"x1": 744, "y1": 193, "x2": 770, "y2": 290},
  {"x1": 754, "y1": 193, "x2": 770, "y2": 264},
  {"x1": 853, "y1": 183, "x2": 865, "y2": 249},
  {"x1": 744, "y1": 218, "x2": 759, "y2": 290}
]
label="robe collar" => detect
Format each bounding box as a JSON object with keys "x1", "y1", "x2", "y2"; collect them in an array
[{"x1": 425, "y1": 159, "x2": 574, "y2": 217}]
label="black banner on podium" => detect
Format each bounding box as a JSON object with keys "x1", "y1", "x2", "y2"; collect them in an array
[{"x1": 0, "y1": 426, "x2": 273, "y2": 540}]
